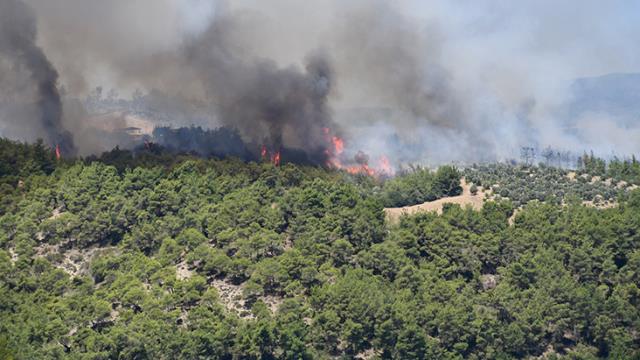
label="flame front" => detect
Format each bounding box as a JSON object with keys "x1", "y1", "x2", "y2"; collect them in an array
[
  {"x1": 377, "y1": 155, "x2": 394, "y2": 176},
  {"x1": 332, "y1": 136, "x2": 344, "y2": 155},
  {"x1": 259, "y1": 129, "x2": 393, "y2": 174},
  {"x1": 261, "y1": 144, "x2": 281, "y2": 166},
  {"x1": 323, "y1": 128, "x2": 393, "y2": 177}
]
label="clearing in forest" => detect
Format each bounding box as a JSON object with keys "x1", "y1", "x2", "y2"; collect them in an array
[{"x1": 385, "y1": 178, "x2": 488, "y2": 223}]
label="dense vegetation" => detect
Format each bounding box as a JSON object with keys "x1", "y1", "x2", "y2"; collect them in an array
[
  {"x1": 464, "y1": 164, "x2": 634, "y2": 208},
  {"x1": 0, "y1": 138, "x2": 57, "y2": 213},
  {"x1": 380, "y1": 166, "x2": 462, "y2": 207},
  {"x1": 1, "y1": 138, "x2": 640, "y2": 359},
  {"x1": 579, "y1": 152, "x2": 640, "y2": 184}
]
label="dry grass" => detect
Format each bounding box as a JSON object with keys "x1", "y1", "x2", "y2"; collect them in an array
[{"x1": 385, "y1": 178, "x2": 489, "y2": 224}]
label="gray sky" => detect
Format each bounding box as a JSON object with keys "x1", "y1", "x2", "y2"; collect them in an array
[{"x1": 3, "y1": 0, "x2": 640, "y2": 162}]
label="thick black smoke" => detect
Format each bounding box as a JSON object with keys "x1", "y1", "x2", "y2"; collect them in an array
[
  {"x1": 152, "y1": 126, "x2": 252, "y2": 160},
  {"x1": 150, "y1": 125, "x2": 326, "y2": 165},
  {"x1": 0, "y1": 0, "x2": 74, "y2": 155},
  {"x1": 177, "y1": 13, "x2": 336, "y2": 162},
  {"x1": 4, "y1": 0, "x2": 639, "y2": 164}
]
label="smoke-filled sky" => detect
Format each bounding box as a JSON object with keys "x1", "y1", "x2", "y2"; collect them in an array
[{"x1": 1, "y1": 0, "x2": 640, "y2": 164}]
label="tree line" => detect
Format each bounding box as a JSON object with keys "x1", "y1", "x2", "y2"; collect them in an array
[{"x1": 0, "y1": 137, "x2": 639, "y2": 359}]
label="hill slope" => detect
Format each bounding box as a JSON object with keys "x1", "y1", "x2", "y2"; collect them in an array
[{"x1": 1, "y1": 140, "x2": 640, "y2": 359}]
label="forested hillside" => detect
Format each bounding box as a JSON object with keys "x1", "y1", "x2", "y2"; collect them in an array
[
  {"x1": 463, "y1": 163, "x2": 636, "y2": 208},
  {"x1": 1, "y1": 139, "x2": 640, "y2": 359}
]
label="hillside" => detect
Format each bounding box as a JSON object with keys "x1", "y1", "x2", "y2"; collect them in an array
[
  {"x1": 1, "y1": 139, "x2": 640, "y2": 359},
  {"x1": 385, "y1": 178, "x2": 487, "y2": 223}
]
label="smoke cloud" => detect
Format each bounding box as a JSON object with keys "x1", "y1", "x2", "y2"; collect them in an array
[
  {"x1": 0, "y1": 0, "x2": 639, "y2": 164},
  {"x1": 181, "y1": 13, "x2": 335, "y2": 158},
  {"x1": 0, "y1": 0, "x2": 74, "y2": 155}
]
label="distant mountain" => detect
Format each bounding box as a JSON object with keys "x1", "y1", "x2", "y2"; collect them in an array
[{"x1": 568, "y1": 73, "x2": 640, "y2": 125}]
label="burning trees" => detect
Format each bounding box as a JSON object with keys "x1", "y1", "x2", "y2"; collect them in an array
[
  {"x1": 322, "y1": 127, "x2": 394, "y2": 177},
  {"x1": 260, "y1": 145, "x2": 281, "y2": 166}
]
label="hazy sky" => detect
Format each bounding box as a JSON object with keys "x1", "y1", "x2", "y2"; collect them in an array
[
  {"x1": 174, "y1": 0, "x2": 640, "y2": 113},
  {"x1": 2, "y1": 0, "x2": 640, "y2": 162},
  {"x1": 28, "y1": 0, "x2": 640, "y2": 98}
]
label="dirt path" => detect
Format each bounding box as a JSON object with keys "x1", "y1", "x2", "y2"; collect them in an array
[{"x1": 385, "y1": 178, "x2": 487, "y2": 223}]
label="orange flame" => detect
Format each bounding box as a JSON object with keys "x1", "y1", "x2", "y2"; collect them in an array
[
  {"x1": 271, "y1": 150, "x2": 281, "y2": 166},
  {"x1": 322, "y1": 127, "x2": 394, "y2": 177},
  {"x1": 344, "y1": 164, "x2": 374, "y2": 176},
  {"x1": 261, "y1": 145, "x2": 267, "y2": 159},
  {"x1": 332, "y1": 136, "x2": 344, "y2": 155},
  {"x1": 377, "y1": 155, "x2": 394, "y2": 176},
  {"x1": 55, "y1": 144, "x2": 61, "y2": 160},
  {"x1": 260, "y1": 145, "x2": 280, "y2": 166},
  {"x1": 323, "y1": 127, "x2": 342, "y2": 168}
]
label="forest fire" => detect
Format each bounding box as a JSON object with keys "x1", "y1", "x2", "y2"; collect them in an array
[
  {"x1": 55, "y1": 144, "x2": 61, "y2": 160},
  {"x1": 322, "y1": 128, "x2": 394, "y2": 177},
  {"x1": 261, "y1": 145, "x2": 281, "y2": 166},
  {"x1": 332, "y1": 136, "x2": 344, "y2": 155},
  {"x1": 271, "y1": 150, "x2": 281, "y2": 167},
  {"x1": 261, "y1": 145, "x2": 267, "y2": 160},
  {"x1": 255, "y1": 127, "x2": 393, "y2": 174},
  {"x1": 378, "y1": 155, "x2": 393, "y2": 175}
]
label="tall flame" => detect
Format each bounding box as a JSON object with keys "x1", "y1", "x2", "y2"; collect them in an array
[
  {"x1": 271, "y1": 150, "x2": 281, "y2": 166},
  {"x1": 332, "y1": 136, "x2": 344, "y2": 155},
  {"x1": 377, "y1": 155, "x2": 394, "y2": 176},
  {"x1": 55, "y1": 144, "x2": 61, "y2": 160},
  {"x1": 261, "y1": 144, "x2": 268, "y2": 160},
  {"x1": 323, "y1": 128, "x2": 394, "y2": 177}
]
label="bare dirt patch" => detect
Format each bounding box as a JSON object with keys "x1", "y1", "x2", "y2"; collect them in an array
[
  {"x1": 209, "y1": 279, "x2": 284, "y2": 319},
  {"x1": 8, "y1": 247, "x2": 18, "y2": 264},
  {"x1": 355, "y1": 348, "x2": 381, "y2": 360},
  {"x1": 582, "y1": 199, "x2": 618, "y2": 209},
  {"x1": 35, "y1": 240, "x2": 119, "y2": 277},
  {"x1": 50, "y1": 206, "x2": 64, "y2": 220},
  {"x1": 176, "y1": 261, "x2": 193, "y2": 280},
  {"x1": 210, "y1": 279, "x2": 245, "y2": 313},
  {"x1": 508, "y1": 207, "x2": 522, "y2": 226},
  {"x1": 385, "y1": 178, "x2": 489, "y2": 223}
]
